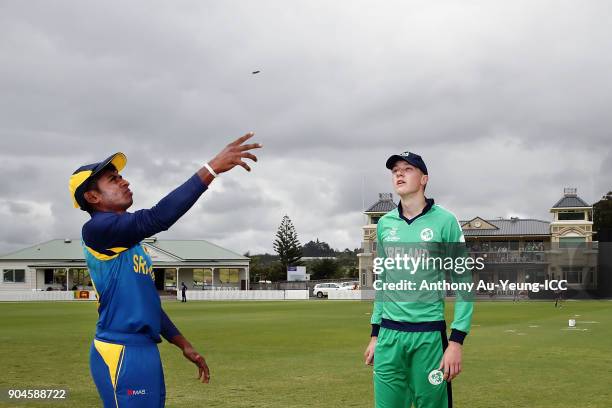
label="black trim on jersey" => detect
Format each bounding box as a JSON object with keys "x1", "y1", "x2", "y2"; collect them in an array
[
  {"x1": 440, "y1": 330, "x2": 453, "y2": 408},
  {"x1": 398, "y1": 197, "x2": 435, "y2": 225},
  {"x1": 449, "y1": 329, "x2": 467, "y2": 344},
  {"x1": 381, "y1": 318, "x2": 446, "y2": 332}
]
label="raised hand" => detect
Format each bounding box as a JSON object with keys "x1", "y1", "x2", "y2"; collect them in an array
[{"x1": 208, "y1": 132, "x2": 262, "y2": 174}]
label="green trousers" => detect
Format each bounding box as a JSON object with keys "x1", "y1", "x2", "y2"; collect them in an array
[{"x1": 374, "y1": 327, "x2": 452, "y2": 408}]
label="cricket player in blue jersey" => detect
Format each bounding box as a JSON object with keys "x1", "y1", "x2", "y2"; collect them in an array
[{"x1": 68, "y1": 132, "x2": 261, "y2": 407}]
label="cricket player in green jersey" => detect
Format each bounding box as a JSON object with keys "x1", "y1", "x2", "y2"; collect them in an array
[{"x1": 363, "y1": 151, "x2": 473, "y2": 408}]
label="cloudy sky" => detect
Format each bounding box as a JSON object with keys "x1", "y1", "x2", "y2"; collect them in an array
[{"x1": 1, "y1": 0, "x2": 611, "y2": 255}]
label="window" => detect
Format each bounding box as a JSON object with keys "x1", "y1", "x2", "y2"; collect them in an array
[
  {"x1": 70, "y1": 268, "x2": 91, "y2": 288},
  {"x1": 193, "y1": 268, "x2": 213, "y2": 286},
  {"x1": 164, "y1": 269, "x2": 177, "y2": 288},
  {"x1": 218, "y1": 268, "x2": 240, "y2": 284},
  {"x1": 3, "y1": 269, "x2": 25, "y2": 283},
  {"x1": 53, "y1": 269, "x2": 66, "y2": 285},
  {"x1": 559, "y1": 237, "x2": 586, "y2": 248},
  {"x1": 361, "y1": 270, "x2": 367, "y2": 286},
  {"x1": 558, "y1": 212, "x2": 585, "y2": 221},
  {"x1": 531, "y1": 270, "x2": 547, "y2": 284},
  {"x1": 562, "y1": 267, "x2": 582, "y2": 284},
  {"x1": 44, "y1": 269, "x2": 54, "y2": 284}
]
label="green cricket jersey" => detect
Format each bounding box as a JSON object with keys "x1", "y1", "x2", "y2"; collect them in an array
[{"x1": 370, "y1": 198, "x2": 473, "y2": 344}]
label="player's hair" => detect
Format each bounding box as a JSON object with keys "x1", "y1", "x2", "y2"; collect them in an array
[{"x1": 83, "y1": 163, "x2": 118, "y2": 213}]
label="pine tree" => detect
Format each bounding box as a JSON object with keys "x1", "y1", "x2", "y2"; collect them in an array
[{"x1": 273, "y1": 215, "x2": 303, "y2": 273}]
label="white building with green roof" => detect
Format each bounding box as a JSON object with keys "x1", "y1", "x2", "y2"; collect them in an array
[{"x1": 0, "y1": 237, "x2": 250, "y2": 297}]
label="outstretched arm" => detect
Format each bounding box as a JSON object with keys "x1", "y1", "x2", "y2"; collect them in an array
[{"x1": 83, "y1": 132, "x2": 262, "y2": 251}]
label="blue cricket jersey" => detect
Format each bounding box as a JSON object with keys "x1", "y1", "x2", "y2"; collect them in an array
[{"x1": 82, "y1": 174, "x2": 207, "y2": 344}]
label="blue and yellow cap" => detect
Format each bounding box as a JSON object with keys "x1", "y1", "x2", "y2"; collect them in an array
[{"x1": 69, "y1": 152, "x2": 127, "y2": 210}]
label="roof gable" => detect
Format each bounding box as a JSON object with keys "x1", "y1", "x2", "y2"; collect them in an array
[
  {"x1": 461, "y1": 217, "x2": 498, "y2": 230},
  {"x1": 141, "y1": 243, "x2": 183, "y2": 262}
]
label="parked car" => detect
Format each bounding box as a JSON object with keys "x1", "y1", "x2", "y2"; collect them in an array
[
  {"x1": 340, "y1": 281, "x2": 359, "y2": 290},
  {"x1": 312, "y1": 283, "x2": 342, "y2": 298}
]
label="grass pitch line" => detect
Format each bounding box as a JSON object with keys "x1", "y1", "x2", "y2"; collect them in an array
[{"x1": 561, "y1": 328, "x2": 589, "y2": 331}]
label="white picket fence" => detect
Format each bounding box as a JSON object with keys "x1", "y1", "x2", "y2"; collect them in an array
[
  {"x1": 327, "y1": 290, "x2": 375, "y2": 300},
  {"x1": 0, "y1": 290, "x2": 96, "y2": 302},
  {"x1": 0, "y1": 289, "x2": 331, "y2": 302},
  {"x1": 181, "y1": 290, "x2": 309, "y2": 301}
]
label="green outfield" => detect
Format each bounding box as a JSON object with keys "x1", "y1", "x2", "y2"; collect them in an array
[{"x1": 1, "y1": 300, "x2": 611, "y2": 408}]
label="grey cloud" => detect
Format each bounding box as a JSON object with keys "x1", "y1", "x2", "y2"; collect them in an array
[
  {"x1": 7, "y1": 201, "x2": 31, "y2": 215},
  {"x1": 1, "y1": 1, "x2": 610, "y2": 254},
  {"x1": 0, "y1": 162, "x2": 42, "y2": 196}
]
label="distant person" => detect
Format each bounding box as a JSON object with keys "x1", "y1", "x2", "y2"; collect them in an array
[
  {"x1": 554, "y1": 288, "x2": 563, "y2": 308},
  {"x1": 181, "y1": 282, "x2": 188, "y2": 303}
]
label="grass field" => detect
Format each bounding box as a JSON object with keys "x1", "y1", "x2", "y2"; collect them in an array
[{"x1": 1, "y1": 299, "x2": 611, "y2": 408}]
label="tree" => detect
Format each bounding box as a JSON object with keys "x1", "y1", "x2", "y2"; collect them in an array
[
  {"x1": 246, "y1": 253, "x2": 280, "y2": 283},
  {"x1": 308, "y1": 258, "x2": 340, "y2": 280},
  {"x1": 594, "y1": 191, "x2": 612, "y2": 241},
  {"x1": 302, "y1": 239, "x2": 335, "y2": 257},
  {"x1": 593, "y1": 191, "x2": 612, "y2": 297},
  {"x1": 273, "y1": 215, "x2": 302, "y2": 273}
]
